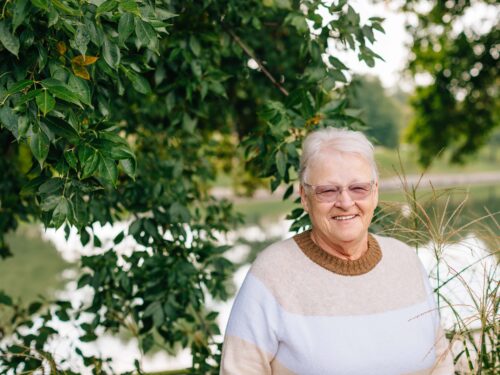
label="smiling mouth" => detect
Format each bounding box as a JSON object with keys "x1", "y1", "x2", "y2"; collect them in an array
[{"x1": 332, "y1": 214, "x2": 358, "y2": 221}]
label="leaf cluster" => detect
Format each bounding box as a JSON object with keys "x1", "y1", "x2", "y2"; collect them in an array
[{"x1": 0, "y1": 0, "x2": 384, "y2": 373}]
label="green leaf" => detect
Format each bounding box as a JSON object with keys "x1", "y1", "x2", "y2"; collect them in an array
[
  {"x1": 0, "y1": 291, "x2": 13, "y2": 306},
  {"x1": 120, "y1": 158, "x2": 136, "y2": 178},
  {"x1": 119, "y1": 0, "x2": 140, "y2": 15},
  {"x1": 52, "y1": 0, "x2": 80, "y2": 16},
  {"x1": 118, "y1": 13, "x2": 135, "y2": 45},
  {"x1": 322, "y1": 76, "x2": 336, "y2": 91},
  {"x1": 142, "y1": 334, "x2": 154, "y2": 354},
  {"x1": 48, "y1": 6, "x2": 59, "y2": 27},
  {"x1": 81, "y1": 151, "x2": 100, "y2": 179},
  {"x1": 5, "y1": 80, "x2": 33, "y2": 96},
  {"x1": 113, "y1": 231, "x2": 125, "y2": 244},
  {"x1": 98, "y1": 157, "x2": 118, "y2": 185},
  {"x1": 64, "y1": 149, "x2": 78, "y2": 169},
  {"x1": 78, "y1": 144, "x2": 93, "y2": 164},
  {"x1": 134, "y1": 18, "x2": 157, "y2": 50},
  {"x1": 182, "y1": 112, "x2": 197, "y2": 133},
  {"x1": 41, "y1": 79, "x2": 83, "y2": 108},
  {"x1": 285, "y1": 13, "x2": 308, "y2": 34},
  {"x1": 68, "y1": 75, "x2": 91, "y2": 106},
  {"x1": 52, "y1": 197, "x2": 69, "y2": 228},
  {"x1": 102, "y1": 37, "x2": 121, "y2": 69},
  {"x1": 73, "y1": 24, "x2": 90, "y2": 55},
  {"x1": 275, "y1": 150, "x2": 287, "y2": 177},
  {"x1": 95, "y1": 139, "x2": 134, "y2": 159},
  {"x1": 13, "y1": 0, "x2": 30, "y2": 32},
  {"x1": 328, "y1": 69, "x2": 347, "y2": 83},
  {"x1": 96, "y1": 0, "x2": 117, "y2": 16},
  {"x1": 40, "y1": 195, "x2": 61, "y2": 211},
  {"x1": 18, "y1": 116, "x2": 30, "y2": 137},
  {"x1": 85, "y1": 18, "x2": 104, "y2": 47},
  {"x1": 169, "y1": 202, "x2": 190, "y2": 222},
  {"x1": 0, "y1": 21, "x2": 20, "y2": 57},
  {"x1": 30, "y1": 130, "x2": 50, "y2": 166},
  {"x1": 43, "y1": 117, "x2": 79, "y2": 143},
  {"x1": 124, "y1": 69, "x2": 151, "y2": 94},
  {"x1": 32, "y1": 0, "x2": 49, "y2": 11},
  {"x1": 17, "y1": 89, "x2": 43, "y2": 106},
  {"x1": 0, "y1": 107, "x2": 19, "y2": 139},
  {"x1": 36, "y1": 91, "x2": 56, "y2": 116},
  {"x1": 72, "y1": 195, "x2": 88, "y2": 225},
  {"x1": 189, "y1": 36, "x2": 201, "y2": 57},
  {"x1": 328, "y1": 56, "x2": 348, "y2": 70},
  {"x1": 39, "y1": 178, "x2": 64, "y2": 195}
]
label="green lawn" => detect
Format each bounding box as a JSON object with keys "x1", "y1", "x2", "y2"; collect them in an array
[
  {"x1": 375, "y1": 145, "x2": 499, "y2": 178},
  {"x1": 0, "y1": 224, "x2": 69, "y2": 303}
]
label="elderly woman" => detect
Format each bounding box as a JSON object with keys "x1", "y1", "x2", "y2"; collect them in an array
[{"x1": 220, "y1": 128, "x2": 454, "y2": 374}]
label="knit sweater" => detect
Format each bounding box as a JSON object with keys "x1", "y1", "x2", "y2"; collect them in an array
[{"x1": 220, "y1": 231, "x2": 454, "y2": 374}]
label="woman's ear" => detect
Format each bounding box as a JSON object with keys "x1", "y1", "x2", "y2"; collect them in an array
[{"x1": 299, "y1": 184, "x2": 309, "y2": 213}]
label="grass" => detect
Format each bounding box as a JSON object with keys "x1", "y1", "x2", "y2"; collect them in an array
[
  {"x1": 234, "y1": 198, "x2": 296, "y2": 225},
  {"x1": 0, "y1": 224, "x2": 69, "y2": 303},
  {"x1": 375, "y1": 145, "x2": 500, "y2": 179}
]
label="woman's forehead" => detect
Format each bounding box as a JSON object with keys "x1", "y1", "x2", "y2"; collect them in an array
[{"x1": 308, "y1": 152, "x2": 372, "y2": 182}]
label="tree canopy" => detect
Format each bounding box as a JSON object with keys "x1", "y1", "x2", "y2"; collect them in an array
[
  {"x1": 401, "y1": 0, "x2": 499, "y2": 166},
  {"x1": 0, "y1": 0, "x2": 384, "y2": 373}
]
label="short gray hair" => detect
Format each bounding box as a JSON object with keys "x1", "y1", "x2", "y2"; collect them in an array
[{"x1": 299, "y1": 127, "x2": 378, "y2": 184}]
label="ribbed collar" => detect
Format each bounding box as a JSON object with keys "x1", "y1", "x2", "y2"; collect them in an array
[{"x1": 293, "y1": 230, "x2": 382, "y2": 276}]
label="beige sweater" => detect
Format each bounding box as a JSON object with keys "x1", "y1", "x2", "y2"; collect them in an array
[{"x1": 221, "y1": 231, "x2": 454, "y2": 374}]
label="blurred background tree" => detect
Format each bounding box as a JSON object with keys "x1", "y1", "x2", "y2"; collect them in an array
[
  {"x1": 0, "y1": 0, "x2": 383, "y2": 373},
  {"x1": 400, "y1": 0, "x2": 499, "y2": 166},
  {"x1": 346, "y1": 75, "x2": 402, "y2": 148}
]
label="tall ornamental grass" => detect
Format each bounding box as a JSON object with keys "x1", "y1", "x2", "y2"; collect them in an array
[{"x1": 375, "y1": 170, "x2": 499, "y2": 374}]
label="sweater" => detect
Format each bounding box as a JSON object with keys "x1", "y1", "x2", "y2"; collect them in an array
[{"x1": 220, "y1": 230, "x2": 454, "y2": 374}]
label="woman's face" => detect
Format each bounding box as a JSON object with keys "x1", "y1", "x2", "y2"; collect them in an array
[{"x1": 300, "y1": 151, "x2": 378, "y2": 248}]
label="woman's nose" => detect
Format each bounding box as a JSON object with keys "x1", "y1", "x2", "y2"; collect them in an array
[{"x1": 334, "y1": 189, "x2": 355, "y2": 208}]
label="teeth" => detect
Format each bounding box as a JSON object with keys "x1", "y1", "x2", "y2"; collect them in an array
[{"x1": 333, "y1": 215, "x2": 356, "y2": 221}]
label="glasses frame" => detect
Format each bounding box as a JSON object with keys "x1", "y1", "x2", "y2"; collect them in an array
[{"x1": 303, "y1": 180, "x2": 376, "y2": 203}]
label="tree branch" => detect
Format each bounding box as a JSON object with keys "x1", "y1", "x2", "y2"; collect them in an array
[{"x1": 226, "y1": 29, "x2": 289, "y2": 97}]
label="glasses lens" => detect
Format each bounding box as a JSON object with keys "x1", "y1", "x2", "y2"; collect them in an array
[
  {"x1": 309, "y1": 182, "x2": 372, "y2": 202},
  {"x1": 348, "y1": 183, "x2": 372, "y2": 199},
  {"x1": 314, "y1": 185, "x2": 339, "y2": 202}
]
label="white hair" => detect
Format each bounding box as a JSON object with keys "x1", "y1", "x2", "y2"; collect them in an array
[{"x1": 299, "y1": 127, "x2": 378, "y2": 184}]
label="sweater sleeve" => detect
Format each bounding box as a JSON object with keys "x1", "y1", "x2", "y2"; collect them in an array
[
  {"x1": 418, "y1": 260, "x2": 455, "y2": 374},
  {"x1": 220, "y1": 271, "x2": 280, "y2": 375}
]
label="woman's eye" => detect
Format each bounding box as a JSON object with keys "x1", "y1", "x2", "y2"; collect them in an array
[
  {"x1": 318, "y1": 187, "x2": 338, "y2": 194},
  {"x1": 351, "y1": 185, "x2": 368, "y2": 191}
]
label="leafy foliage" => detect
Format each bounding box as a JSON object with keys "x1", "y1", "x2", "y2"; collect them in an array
[
  {"x1": 0, "y1": 0, "x2": 383, "y2": 373},
  {"x1": 401, "y1": 0, "x2": 499, "y2": 166}
]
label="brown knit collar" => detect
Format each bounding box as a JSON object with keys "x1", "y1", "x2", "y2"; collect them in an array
[{"x1": 293, "y1": 230, "x2": 382, "y2": 276}]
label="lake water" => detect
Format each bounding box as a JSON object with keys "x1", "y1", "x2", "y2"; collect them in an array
[{"x1": 2, "y1": 184, "x2": 498, "y2": 373}]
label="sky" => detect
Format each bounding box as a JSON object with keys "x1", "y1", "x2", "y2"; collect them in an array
[{"x1": 325, "y1": 0, "x2": 412, "y2": 90}]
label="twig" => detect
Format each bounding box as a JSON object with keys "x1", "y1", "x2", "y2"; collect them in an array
[{"x1": 225, "y1": 29, "x2": 289, "y2": 96}]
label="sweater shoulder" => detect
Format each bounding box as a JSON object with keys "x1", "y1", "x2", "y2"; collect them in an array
[
  {"x1": 250, "y1": 236, "x2": 300, "y2": 274},
  {"x1": 373, "y1": 234, "x2": 419, "y2": 258}
]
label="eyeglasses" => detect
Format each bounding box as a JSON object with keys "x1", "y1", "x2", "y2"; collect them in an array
[{"x1": 303, "y1": 181, "x2": 375, "y2": 203}]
